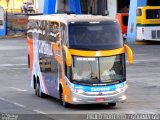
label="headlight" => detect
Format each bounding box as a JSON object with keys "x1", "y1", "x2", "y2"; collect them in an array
[
  {"x1": 116, "y1": 84, "x2": 128, "y2": 93},
  {"x1": 75, "y1": 89, "x2": 85, "y2": 94},
  {"x1": 119, "y1": 95, "x2": 127, "y2": 101}
]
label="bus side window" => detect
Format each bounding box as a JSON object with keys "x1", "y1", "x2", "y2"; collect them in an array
[
  {"x1": 32, "y1": 21, "x2": 39, "y2": 40},
  {"x1": 36, "y1": 21, "x2": 40, "y2": 40},
  {"x1": 46, "y1": 22, "x2": 60, "y2": 43},
  {"x1": 44, "y1": 21, "x2": 49, "y2": 41},
  {"x1": 40, "y1": 21, "x2": 45, "y2": 40},
  {"x1": 60, "y1": 23, "x2": 68, "y2": 46},
  {"x1": 38, "y1": 20, "x2": 43, "y2": 40},
  {"x1": 136, "y1": 9, "x2": 142, "y2": 16}
]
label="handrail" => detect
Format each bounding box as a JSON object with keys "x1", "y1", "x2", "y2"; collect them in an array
[{"x1": 124, "y1": 44, "x2": 134, "y2": 64}]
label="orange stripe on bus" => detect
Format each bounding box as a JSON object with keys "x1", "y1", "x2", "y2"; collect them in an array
[
  {"x1": 69, "y1": 47, "x2": 125, "y2": 57},
  {"x1": 27, "y1": 39, "x2": 33, "y2": 72}
]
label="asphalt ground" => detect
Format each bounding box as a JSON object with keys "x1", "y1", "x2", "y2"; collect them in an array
[{"x1": 0, "y1": 38, "x2": 160, "y2": 120}]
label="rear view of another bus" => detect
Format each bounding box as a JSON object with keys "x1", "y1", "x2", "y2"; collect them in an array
[{"x1": 136, "y1": 6, "x2": 160, "y2": 41}]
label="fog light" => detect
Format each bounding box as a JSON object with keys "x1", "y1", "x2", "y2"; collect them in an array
[
  {"x1": 121, "y1": 95, "x2": 127, "y2": 101},
  {"x1": 125, "y1": 84, "x2": 128, "y2": 90}
]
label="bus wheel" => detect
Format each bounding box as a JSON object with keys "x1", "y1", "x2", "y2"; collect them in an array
[
  {"x1": 60, "y1": 91, "x2": 70, "y2": 108},
  {"x1": 36, "y1": 82, "x2": 45, "y2": 98},
  {"x1": 35, "y1": 83, "x2": 39, "y2": 96},
  {"x1": 108, "y1": 103, "x2": 116, "y2": 107}
]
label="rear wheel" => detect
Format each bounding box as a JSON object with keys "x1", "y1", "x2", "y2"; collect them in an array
[
  {"x1": 108, "y1": 103, "x2": 116, "y2": 107},
  {"x1": 35, "y1": 82, "x2": 45, "y2": 98}
]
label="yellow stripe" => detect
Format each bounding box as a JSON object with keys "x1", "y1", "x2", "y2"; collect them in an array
[{"x1": 69, "y1": 47, "x2": 125, "y2": 57}]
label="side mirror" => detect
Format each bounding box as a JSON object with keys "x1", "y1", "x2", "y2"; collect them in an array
[
  {"x1": 124, "y1": 44, "x2": 134, "y2": 64},
  {"x1": 63, "y1": 45, "x2": 72, "y2": 67}
]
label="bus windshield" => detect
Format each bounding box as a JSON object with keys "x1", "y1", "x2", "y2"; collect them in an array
[
  {"x1": 122, "y1": 16, "x2": 128, "y2": 26},
  {"x1": 72, "y1": 54, "x2": 125, "y2": 85},
  {"x1": 69, "y1": 22, "x2": 123, "y2": 50},
  {"x1": 146, "y1": 9, "x2": 160, "y2": 19}
]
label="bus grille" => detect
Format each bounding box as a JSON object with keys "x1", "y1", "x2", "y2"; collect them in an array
[
  {"x1": 152, "y1": 30, "x2": 160, "y2": 39},
  {"x1": 84, "y1": 91, "x2": 118, "y2": 96}
]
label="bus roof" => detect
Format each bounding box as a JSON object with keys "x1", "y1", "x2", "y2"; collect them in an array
[{"x1": 28, "y1": 14, "x2": 117, "y2": 24}]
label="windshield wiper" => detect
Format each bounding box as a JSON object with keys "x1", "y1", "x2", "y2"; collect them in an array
[
  {"x1": 73, "y1": 79, "x2": 96, "y2": 86},
  {"x1": 102, "y1": 79, "x2": 125, "y2": 85}
]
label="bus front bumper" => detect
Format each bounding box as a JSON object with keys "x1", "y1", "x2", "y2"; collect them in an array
[{"x1": 69, "y1": 90, "x2": 127, "y2": 104}]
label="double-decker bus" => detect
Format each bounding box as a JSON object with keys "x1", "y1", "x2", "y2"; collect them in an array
[
  {"x1": 136, "y1": 6, "x2": 160, "y2": 41},
  {"x1": 27, "y1": 14, "x2": 133, "y2": 107}
]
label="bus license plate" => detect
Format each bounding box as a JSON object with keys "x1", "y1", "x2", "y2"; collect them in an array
[{"x1": 96, "y1": 98, "x2": 105, "y2": 102}]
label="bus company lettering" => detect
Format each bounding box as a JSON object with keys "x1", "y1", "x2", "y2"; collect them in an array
[{"x1": 91, "y1": 87, "x2": 110, "y2": 92}]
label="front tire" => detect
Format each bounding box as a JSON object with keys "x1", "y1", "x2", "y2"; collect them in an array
[
  {"x1": 35, "y1": 82, "x2": 45, "y2": 98},
  {"x1": 60, "y1": 91, "x2": 70, "y2": 108}
]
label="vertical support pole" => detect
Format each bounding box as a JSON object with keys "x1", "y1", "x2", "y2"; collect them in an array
[
  {"x1": 68, "y1": 0, "x2": 81, "y2": 14},
  {"x1": 43, "y1": 0, "x2": 81, "y2": 15},
  {"x1": 127, "y1": 0, "x2": 138, "y2": 43},
  {"x1": 137, "y1": 0, "x2": 147, "y2": 7},
  {"x1": 43, "y1": 0, "x2": 56, "y2": 14},
  {"x1": 98, "y1": 0, "x2": 103, "y2": 15},
  {"x1": 75, "y1": 0, "x2": 81, "y2": 14},
  {"x1": 127, "y1": 0, "x2": 147, "y2": 43},
  {"x1": 68, "y1": 0, "x2": 76, "y2": 13}
]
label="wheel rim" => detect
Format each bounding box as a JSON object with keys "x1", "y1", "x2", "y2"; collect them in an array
[
  {"x1": 38, "y1": 83, "x2": 42, "y2": 97},
  {"x1": 35, "y1": 83, "x2": 39, "y2": 96}
]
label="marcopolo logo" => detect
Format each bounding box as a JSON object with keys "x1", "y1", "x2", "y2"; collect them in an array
[{"x1": 91, "y1": 87, "x2": 110, "y2": 92}]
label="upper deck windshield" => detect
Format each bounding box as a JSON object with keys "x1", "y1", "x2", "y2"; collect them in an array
[
  {"x1": 69, "y1": 21, "x2": 123, "y2": 50},
  {"x1": 72, "y1": 54, "x2": 125, "y2": 85}
]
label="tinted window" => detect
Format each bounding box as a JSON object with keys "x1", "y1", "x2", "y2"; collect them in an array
[
  {"x1": 122, "y1": 16, "x2": 128, "y2": 26},
  {"x1": 69, "y1": 22, "x2": 123, "y2": 50},
  {"x1": 147, "y1": 0, "x2": 160, "y2": 6},
  {"x1": 39, "y1": 41, "x2": 58, "y2": 73},
  {"x1": 27, "y1": 20, "x2": 33, "y2": 39},
  {"x1": 136, "y1": 9, "x2": 142, "y2": 16},
  {"x1": 146, "y1": 9, "x2": 160, "y2": 19},
  {"x1": 47, "y1": 22, "x2": 60, "y2": 42},
  {"x1": 71, "y1": 54, "x2": 125, "y2": 85}
]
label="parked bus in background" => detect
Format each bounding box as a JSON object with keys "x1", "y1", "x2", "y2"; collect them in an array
[
  {"x1": 136, "y1": 6, "x2": 160, "y2": 41},
  {"x1": 116, "y1": 13, "x2": 128, "y2": 40},
  {"x1": 27, "y1": 14, "x2": 133, "y2": 107}
]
